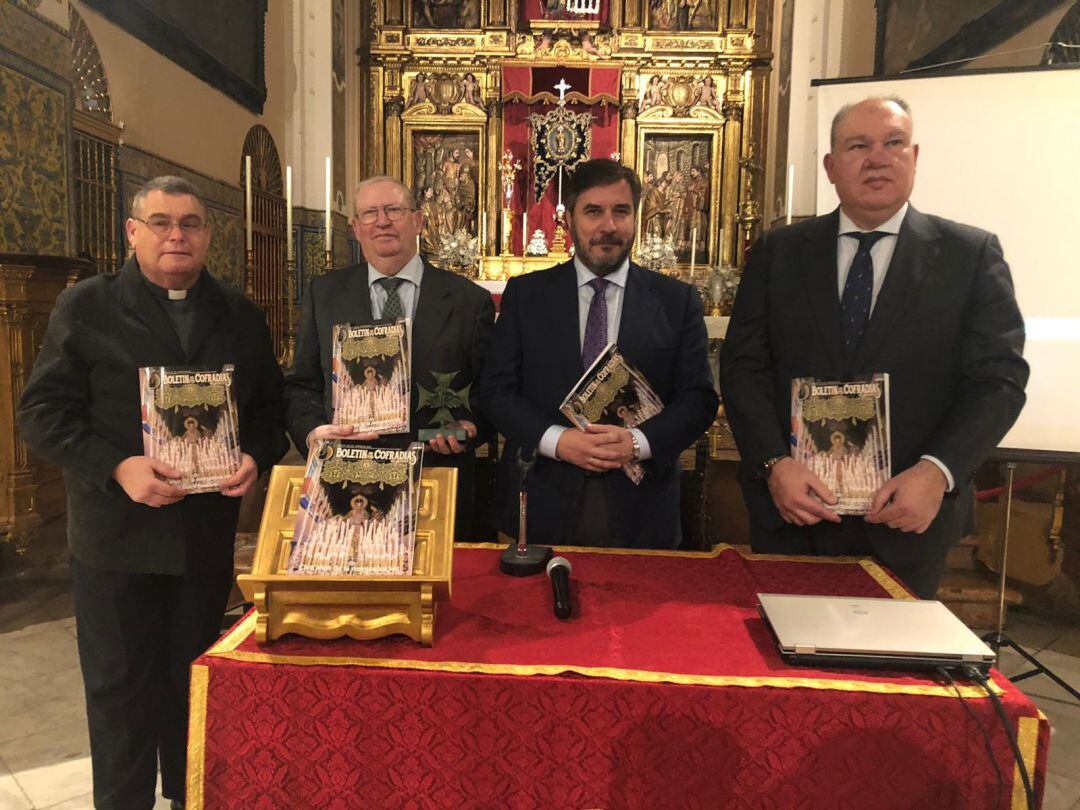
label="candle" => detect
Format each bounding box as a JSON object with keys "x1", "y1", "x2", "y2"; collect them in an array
[
  {"x1": 244, "y1": 155, "x2": 252, "y2": 252},
  {"x1": 522, "y1": 211, "x2": 527, "y2": 254},
  {"x1": 325, "y1": 156, "x2": 332, "y2": 252},
  {"x1": 786, "y1": 163, "x2": 795, "y2": 225},
  {"x1": 690, "y1": 227, "x2": 697, "y2": 276},
  {"x1": 557, "y1": 168, "x2": 563, "y2": 206},
  {"x1": 744, "y1": 69, "x2": 751, "y2": 93},
  {"x1": 718, "y1": 227, "x2": 724, "y2": 265},
  {"x1": 285, "y1": 165, "x2": 293, "y2": 261},
  {"x1": 480, "y1": 217, "x2": 486, "y2": 252}
]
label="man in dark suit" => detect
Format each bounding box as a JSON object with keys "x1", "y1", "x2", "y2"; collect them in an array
[
  {"x1": 719, "y1": 97, "x2": 1028, "y2": 598},
  {"x1": 479, "y1": 159, "x2": 718, "y2": 548},
  {"x1": 284, "y1": 176, "x2": 495, "y2": 534},
  {"x1": 18, "y1": 176, "x2": 288, "y2": 809}
]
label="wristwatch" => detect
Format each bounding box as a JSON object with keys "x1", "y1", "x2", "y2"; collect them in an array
[
  {"x1": 629, "y1": 431, "x2": 641, "y2": 462},
  {"x1": 758, "y1": 454, "x2": 787, "y2": 479}
]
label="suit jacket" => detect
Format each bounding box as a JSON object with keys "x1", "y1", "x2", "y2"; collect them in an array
[
  {"x1": 478, "y1": 260, "x2": 718, "y2": 548},
  {"x1": 719, "y1": 206, "x2": 1029, "y2": 567},
  {"x1": 284, "y1": 260, "x2": 496, "y2": 470},
  {"x1": 18, "y1": 259, "x2": 288, "y2": 576}
]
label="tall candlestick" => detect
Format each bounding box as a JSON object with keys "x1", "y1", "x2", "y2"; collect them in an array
[
  {"x1": 325, "y1": 156, "x2": 332, "y2": 253},
  {"x1": 786, "y1": 163, "x2": 795, "y2": 225},
  {"x1": 522, "y1": 211, "x2": 527, "y2": 254},
  {"x1": 557, "y1": 168, "x2": 563, "y2": 206},
  {"x1": 690, "y1": 227, "x2": 697, "y2": 276},
  {"x1": 245, "y1": 155, "x2": 253, "y2": 252},
  {"x1": 285, "y1": 166, "x2": 293, "y2": 261}
]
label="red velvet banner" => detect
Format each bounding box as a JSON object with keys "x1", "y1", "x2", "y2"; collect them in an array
[
  {"x1": 188, "y1": 547, "x2": 1049, "y2": 809},
  {"x1": 502, "y1": 66, "x2": 621, "y2": 255}
]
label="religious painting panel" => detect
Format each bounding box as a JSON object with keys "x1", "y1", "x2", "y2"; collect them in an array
[
  {"x1": 637, "y1": 128, "x2": 720, "y2": 268},
  {"x1": 648, "y1": 0, "x2": 717, "y2": 31},
  {"x1": 404, "y1": 124, "x2": 484, "y2": 257},
  {"x1": 411, "y1": 0, "x2": 481, "y2": 28}
]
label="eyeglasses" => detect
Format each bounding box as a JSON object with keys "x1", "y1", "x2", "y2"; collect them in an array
[
  {"x1": 355, "y1": 205, "x2": 415, "y2": 225},
  {"x1": 135, "y1": 216, "x2": 208, "y2": 236}
]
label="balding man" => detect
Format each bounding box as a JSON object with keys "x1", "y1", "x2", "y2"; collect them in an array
[
  {"x1": 284, "y1": 176, "x2": 494, "y2": 535},
  {"x1": 720, "y1": 96, "x2": 1028, "y2": 598}
]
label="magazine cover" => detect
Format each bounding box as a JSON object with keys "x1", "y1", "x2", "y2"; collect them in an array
[
  {"x1": 139, "y1": 364, "x2": 242, "y2": 494},
  {"x1": 789, "y1": 374, "x2": 891, "y2": 515},
  {"x1": 331, "y1": 319, "x2": 410, "y2": 434},
  {"x1": 288, "y1": 440, "x2": 424, "y2": 576},
  {"x1": 559, "y1": 343, "x2": 664, "y2": 485}
]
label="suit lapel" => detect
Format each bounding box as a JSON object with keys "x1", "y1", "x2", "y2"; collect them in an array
[
  {"x1": 853, "y1": 207, "x2": 937, "y2": 371},
  {"x1": 117, "y1": 260, "x2": 184, "y2": 360},
  {"x1": 803, "y1": 210, "x2": 845, "y2": 374},
  {"x1": 186, "y1": 273, "x2": 230, "y2": 360},
  {"x1": 411, "y1": 262, "x2": 452, "y2": 373},
  {"x1": 618, "y1": 263, "x2": 662, "y2": 363},
  {"x1": 546, "y1": 261, "x2": 586, "y2": 384}
]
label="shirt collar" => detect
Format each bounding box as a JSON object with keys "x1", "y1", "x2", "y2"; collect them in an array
[
  {"x1": 838, "y1": 201, "x2": 909, "y2": 237},
  {"x1": 573, "y1": 255, "x2": 629, "y2": 289},
  {"x1": 367, "y1": 253, "x2": 424, "y2": 288}
]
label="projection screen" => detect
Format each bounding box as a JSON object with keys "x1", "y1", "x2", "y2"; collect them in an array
[{"x1": 814, "y1": 67, "x2": 1080, "y2": 459}]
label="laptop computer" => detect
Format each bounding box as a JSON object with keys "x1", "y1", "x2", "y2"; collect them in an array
[{"x1": 757, "y1": 593, "x2": 997, "y2": 674}]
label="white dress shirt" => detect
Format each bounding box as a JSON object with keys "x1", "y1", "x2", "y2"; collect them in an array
[
  {"x1": 836, "y1": 203, "x2": 954, "y2": 491},
  {"x1": 538, "y1": 257, "x2": 653, "y2": 461},
  {"x1": 367, "y1": 254, "x2": 424, "y2": 319}
]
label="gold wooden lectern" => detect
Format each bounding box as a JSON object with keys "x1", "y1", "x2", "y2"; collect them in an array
[{"x1": 237, "y1": 465, "x2": 457, "y2": 646}]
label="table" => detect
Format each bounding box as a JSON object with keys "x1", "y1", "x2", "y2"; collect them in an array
[{"x1": 186, "y1": 545, "x2": 1049, "y2": 809}]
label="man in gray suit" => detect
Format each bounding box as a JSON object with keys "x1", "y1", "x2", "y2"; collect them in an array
[
  {"x1": 284, "y1": 176, "x2": 494, "y2": 533},
  {"x1": 720, "y1": 97, "x2": 1028, "y2": 598}
]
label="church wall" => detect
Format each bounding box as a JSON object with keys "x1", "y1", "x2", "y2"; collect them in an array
[{"x1": 0, "y1": 1, "x2": 73, "y2": 255}]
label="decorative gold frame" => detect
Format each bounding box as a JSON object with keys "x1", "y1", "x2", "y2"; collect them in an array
[
  {"x1": 237, "y1": 465, "x2": 457, "y2": 646},
  {"x1": 636, "y1": 121, "x2": 723, "y2": 272}
]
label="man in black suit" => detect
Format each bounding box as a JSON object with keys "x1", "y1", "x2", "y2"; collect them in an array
[
  {"x1": 479, "y1": 159, "x2": 718, "y2": 548},
  {"x1": 719, "y1": 97, "x2": 1028, "y2": 598},
  {"x1": 284, "y1": 176, "x2": 495, "y2": 534},
  {"x1": 19, "y1": 176, "x2": 288, "y2": 809}
]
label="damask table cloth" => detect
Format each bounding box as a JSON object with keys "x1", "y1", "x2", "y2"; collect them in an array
[{"x1": 187, "y1": 544, "x2": 1049, "y2": 809}]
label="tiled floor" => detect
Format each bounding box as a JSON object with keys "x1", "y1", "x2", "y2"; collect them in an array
[{"x1": 0, "y1": 581, "x2": 1078, "y2": 809}]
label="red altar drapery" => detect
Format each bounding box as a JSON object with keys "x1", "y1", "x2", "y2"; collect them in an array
[
  {"x1": 502, "y1": 66, "x2": 621, "y2": 255},
  {"x1": 188, "y1": 546, "x2": 1049, "y2": 809}
]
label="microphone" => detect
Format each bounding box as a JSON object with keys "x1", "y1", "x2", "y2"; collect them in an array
[{"x1": 546, "y1": 556, "x2": 572, "y2": 620}]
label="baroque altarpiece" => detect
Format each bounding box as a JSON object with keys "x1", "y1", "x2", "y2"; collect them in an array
[{"x1": 357, "y1": 0, "x2": 772, "y2": 282}]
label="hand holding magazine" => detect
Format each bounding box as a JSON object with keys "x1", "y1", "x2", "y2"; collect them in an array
[{"x1": 559, "y1": 343, "x2": 664, "y2": 485}]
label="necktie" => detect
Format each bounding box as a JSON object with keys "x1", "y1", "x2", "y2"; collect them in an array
[
  {"x1": 377, "y1": 276, "x2": 406, "y2": 322},
  {"x1": 839, "y1": 231, "x2": 889, "y2": 360},
  {"x1": 581, "y1": 277, "x2": 609, "y2": 369}
]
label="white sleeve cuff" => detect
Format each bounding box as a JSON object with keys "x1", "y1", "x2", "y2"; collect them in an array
[
  {"x1": 539, "y1": 426, "x2": 568, "y2": 459},
  {"x1": 630, "y1": 428, "x2": 652, "y2": 461},
  {"x1": 920, "y1": 455, "x2": 955, "y2": 492}
]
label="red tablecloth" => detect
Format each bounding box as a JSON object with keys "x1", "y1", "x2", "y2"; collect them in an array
[{"x1": 187, "y1": 545, "x2": 1049, "y2": 809}]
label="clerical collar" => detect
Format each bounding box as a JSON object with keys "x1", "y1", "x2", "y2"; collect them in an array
[
  {"x1": 142, "y1": 273, "x2": 201, "y2": 302},
  {"x1": 838, "y1": 202, "x2": 909, "y2": 237},
  {"x1": 367, "y1": 253, "x2": 424, "y2": 288}
]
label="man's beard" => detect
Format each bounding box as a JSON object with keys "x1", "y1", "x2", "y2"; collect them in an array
[{"x1": 571, "y1": 229, "x2": 634, "y2": 277}]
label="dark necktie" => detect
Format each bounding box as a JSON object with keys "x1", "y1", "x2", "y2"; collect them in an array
[
  {"x1": 840, "y1": 231, "x2": 889, "y2": 360},
  {"x1": 377, "y1": 276, "x2": 406, "y2": 322},
  {"x1": 581, "y1": 277, "x2": 609, "y2": 369}
]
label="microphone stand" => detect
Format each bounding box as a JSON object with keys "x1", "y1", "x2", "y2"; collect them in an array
[
  {"x1": 982, "y1": 462, "x2": 1079, "y2": 702},
  {"x1": 499, "y1": 449, "x2": 553, "y2": 576}
]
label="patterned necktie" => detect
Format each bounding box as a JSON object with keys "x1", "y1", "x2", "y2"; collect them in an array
[
  {"x1": 581, "y1": 277, "x2": 609, "y2": 369},
  {"x1": 377, "y1": 276, "x2": 406, "y2": 322},
  {"x1": 839, "y1": 231, "x2": 889, "y2": 360}
]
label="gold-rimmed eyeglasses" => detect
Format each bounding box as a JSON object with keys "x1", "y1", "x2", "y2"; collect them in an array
[{"x1": 134, "y1": 216, "x2": 208, "y2": 236}]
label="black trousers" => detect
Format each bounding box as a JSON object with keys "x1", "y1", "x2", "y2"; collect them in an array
[
  {"x1": 71, "y1": 557, "x2": 232, "y2": 810},
  {"x1": 749, "y1": 517, "x2": 950, "y2": 600}
]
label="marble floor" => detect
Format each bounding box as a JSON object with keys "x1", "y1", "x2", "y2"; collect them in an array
[{"x1": 0, "y1": 580, "x2": 1078, "y2": 810}]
